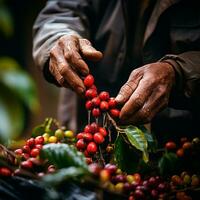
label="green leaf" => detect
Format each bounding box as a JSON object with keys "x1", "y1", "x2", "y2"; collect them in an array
[
  {"x1": 114, "y1": 135, "x2": 141, "y2": 173},
  {"x1": 0, "y1": 64, "x2": 39, "y2": 112},
  {"x1": 158, "y1": 152, "x2": 178, "y2": 177},
  {"x1": 40, "y1": 143, "x2": 88, "y2": 170},
  {"x1": 0, "y1": 3, "x2": 13, "y2": 37},
  {"x1": 0, "y1": 86, "x2": 24, "y2": 144},
  {"x1": 122, "y1": 125, "x2": 149, "y2": 163},
  {"x1": 42, "y1": 167, "x2": 88, "y2": 186}
]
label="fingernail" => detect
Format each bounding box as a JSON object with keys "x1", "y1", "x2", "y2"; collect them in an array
[
  {"x1": 115, "y1": 94, "x2": 124, "y2": 102},
  {"x1": 77, "y1": 86, "x2": 85, "y2": 94}
]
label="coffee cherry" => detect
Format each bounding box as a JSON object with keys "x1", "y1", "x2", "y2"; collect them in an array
[
  {"x1": 99, "y1": 91, "x2": 109, "y2": 101},
  {"x1": 15, "y1": 149, "x2": 23, "y2": 156},
  {"x1": 64, "y1": 130, "x2": 74, "y2": 138},
  {"x1": 26, "y1": 138, "x2": 35, "y2": 148},
  {"x1": 22, "y1": 153, "x2": 30, "y2": 160},
  {"x1": 87, "y1": 142, "x2": 97, "y2": 154},
  {"x1": 84, "y1": 125, "x2": 92, "y2": 133},
  {"x1": 35, "y1": 136, "x2": 44, "y2": 145},
  {"x1": 85, "y1": 89, "x2": 97, "y2": 99},
  {"x1": 91, "y1": 97, "x2": 101, "y2": 107},
  {"x1": 171, "y1": 175, "x2": 182, "y2": 185},
  {"x1": 22, "y1": 145, "x2": 31, "y2": 153},
  {"x1": 43, "y1": 133, "x2": 49, "y2": 143},
  {"x1": 99, "y1": 127, "x2": 107, "y2": 137},
  {"x1": 180, "y1": 137, "x2": 188, "y2": 144},
  {"x1": 133, "y1": 173, "x2": 141, "y2": 183},
  {"x1": 183, "y1": 174, "x2": 191, "y2": 185},
  {"x1": 21, "y1": 160, "x2": 33, "y2": 169},
  {"x1": 100, "y1": 101, "x2": 109, "y2": 111},
  {"x1": 191, "y1": 175, "x2": 199, "y2": 186},
  {"x1": 176, "y1": 148, "x2": 184, "y2": 157},
  {"x1": 85, "y1": 100, "x2": 93, "y2": 110},
  {"x1": 109, "y1": 109, "x2": 120, "y2": 118},
  {"x1": 134, "y1": 189, "x2": 145, "y2": 199},
  {"x1": 89, "y1": 163, "x2": 101, "y2": 175},
  {"x1": 90, "y1": 122, "x2": 99, "y2": 133},
  {"x1": 93, "y1": 132, "x2": 104, "y2": 144},
  {"x1": 90, "y1": 85, "x2": 97, "y2": 90},
  {"x1": 86, "y1": 157, "x2": 93, "y2": 164},
  {"x1": 84, "y1": 74, "x2": 94, "y2": 88},
  {"x1": 104, "y1": 164, "x2": 117, "y2": 175},
  {"x1": 129, "y1": 196, "x2": 135, "y2": 200},
  {"x1": 151, "y1": 189, "x2": 159, "y2": 198},
  {"x1": 83, "y1": 133, "x2": 93, "y2": 142},
  {"x1": 0, "y1": 167, "x2": 12, "y2": 176},
  {"x1": 48, "y1": 136, "x2": 57, "y2": 143},
  {"x1": 76, "y1": 139, "x2": 86, "y2": 149},
  {"x1": 76, "y1": 132, "x2": 84, "y2": 139},
  {"x1": 92, "y1": 108, "x2": 101, "y2": 117},
  {"x1": 165, "y1": 141, "x2": 176, "y2": 150},
  {"x1": 127, "y1": 175, "x2": 135, "y2": 184},
  {"x1": 108, "y1": 97, "x2": 117, "y2": 108},
  {"x1": 100, "y1": 169, "x2": 110, "y2": 182},
  {"x1": 55, "y1": 129, "x2": 64, "y2": 140},
  {"x1": 30, "y1": 148, "x2": 40, "y2": 157},
  {"x1": 106, "y1": 145, "x2": 113, "y2": 153},
  {"x1": 115, "y1": 182, "x2": 124, "y2": 192},
  {"x1": 157, "y1": 183, "x2": 166, "y2": 192},
  {"x1": 182, "y1": 142, "x2": 192, "y2": 150}
]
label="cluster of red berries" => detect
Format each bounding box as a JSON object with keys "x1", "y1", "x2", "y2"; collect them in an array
[
  {"x1": 89, "y1": 163, "x2": 169, "y2": 200},
  {"x1": 84, "y1": 74, "x2": 120, "y2": 119},
  {"x1": 76, "y1": 122, "x2": 108, "y2": 163},
  {"x1": 165, "y1": 137, "x2": 200, "y2": 158}
]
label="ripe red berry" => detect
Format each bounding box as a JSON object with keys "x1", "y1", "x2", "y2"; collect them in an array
[
  {"x1": 22, "y1": 153, "x2": 30, "y2": 160},
  {"x1": 83, "y1": 133, "x2": 93, "y2": 142},
  {"x1": 26, "y1": 138, "x2": 35, "y2": 148},
  {"x1": 84, "y1": 75, "x2": 94, "y2": 88},
  {"x1": 165, "y1": 141, "x2": 177, "y2": 150},
  {"x1": 90, "y1": 85, "x2": 97, "y2": 91},
  {"x1": 87, "y1": 142, "x2": 97, "y2": 154},
  {"x1": 90, "y1": 122, "x2": 99, "y2": 133},
  {"x1": 84, "y1": 125, "x2": 92, "y2": 133},
  {"x1": 108, "y1": 97, "x2": 117, "y2": 108},
  {"x1": 21, "y1": 160, "x2": 33, "y2": 169},
  {"x1": 22, "y1": 145, "x2": 31, "y2": 153},
  {"x1": 85, "y1": 100, "x2": 93, "y2": 110},
  {"x1": 84, "y1": 150, "x2": 89, "y2": 157},
  {"x1": 100, "y1": 101, "x2": 109, "y2": 111},
  {"x1": 182, "y1": 142, "x2": 192, "y2": 150},
  {"x1": 176, "y1": 148, "x2": 184, "y2": 157},
  {"x1": 92, "y1": 108, "x2": 101, "y2": 117},
  {"x1": 35, "y1": 144, "x2": 43, "y2": 150},
  {"x1": 93, "y1": 132, "x2": 104, "y2": 144},
  {"x1": 14, "y1": 149, "x2": 23, "y2": 156},
  {"x1": 85, "y1": 89, "x2": 97, "y2": 99},
  {"x1": 86, "y1": 157, "x2": 93, "y2": 164},
  {"x1": 76, "y1": 132, "x2": 84, "y2": 139},
  {"x1": 0, "y1": 167, "x2": 12, "y2": 176},
  {"x1": 91, "y1": 97, "x2": 101, "y2": 107},
  {"x1": 99, "y1": 127, "x2": 107, "y2": 137},
  {"x1": 30, "y1": 148, "x2": 40, "y2": 157},
  {"x1": 109, "y1": 109, "x2": 120, "y2": 118},
  {"x1": 35, "y1": 136, "x2": 44, "y2": 145},
  {"x1": 76, "y1": 139, "x2": 86, "y2": 149},
  {"x1": 99, "y1": 91, "x2": 110, "y2": 101}
]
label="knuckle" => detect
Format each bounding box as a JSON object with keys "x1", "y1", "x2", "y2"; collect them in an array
[
  {"x1": 50, "y1": 46, "x2": 58, "y2": 57},
  {"x1": 64, "y1": 51, "x2": 73, "y2": 60},
  {"x1": 134, "y1": 95, "x2": 143, "y2": 108}
]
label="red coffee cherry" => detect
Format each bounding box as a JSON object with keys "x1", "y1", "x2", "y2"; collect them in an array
[
  {"x1": 35, "y1": 136, "x2": 44, "y2": 145},
  {"x1": 90, "y1": 85, "x2": 97, "y2": 91},
  {"x1": 108, "y1": 97, "x2": 117, "y2": 108},
  {"x1": 100, "y1": 101, "x2": 109, "y2": 111},
  {"x1": 85, "y1": 100, "x2": 93, "y2": 110},
  {"x1": 0, "y1": 167, "x2": 12, "y2": 176},
  {"x1": 35, "y1": 144, "x2": 43, "y2": 150},
  {"x1": 90, "y1": 122, "x2": 99, "y2": 133},
  {"x1": 91, "y1": 97, "x2": 101, "y2": 107},
  {"x1": 92, "y1": 108, "x2": 101, "y2": 117},
  {"x1": 22, "y1": 145, "x2": 31, "y2": 154},
  {"x1": 22, "y1": 153, "x2": 30, "y2": 160},
  {"x1": 30, "y1": 148, "x2": 40, "y2": 157},
  {"x1": 99, "y1": 91, "x2": 110, "y2": 101},
  {"x1": 83, "y1": 133, "x2": 93, "y2": 142},
  {"x1": 109, "y1": 109, "x2": 120, "y2": 118},
  {"x1": 99, "y1": 127, "x2": 107, "y2": 137},
  {"x1": 84, "y1": 125, "x2": 92, "y2": 133},
  {"x1": 85, "y1": 89, "x2": 97, "y2": 99},
  {"x1": 165, "y1": 141, "x2": 177, "y2": 150},
  {"x1": 87, "y1": 142, "x2": 97, "y2": 154},
  {"x1": 84, "y1": 74, "x2": 94, "y2": 88},
  {"x1": 93, "y1": 133, "x2": 105, "y2": 144},
  {"x1": 76, "y1": 132, "x2": 84, "y2": 139},
  {"x1": 15, "y1": 149, "x2": 23, "y2": 156},
  {"x1": 26, "y1": 138, "x2": 35, "y2": 148},
  {"x1": 21, "y1": 160, "x2": 33, "y2": 169},
  {"x1": 76, "y1": 139, "x2": 86, "y2": 149}
]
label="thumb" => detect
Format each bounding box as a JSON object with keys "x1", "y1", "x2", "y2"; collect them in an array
[{"x1": 79, "y1": 38, "x2": 103, "y2": 61}]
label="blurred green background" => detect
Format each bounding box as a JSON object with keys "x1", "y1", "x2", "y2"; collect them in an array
[{"x1": 0, "y1": 0, "x2": 60, "y2": 144}]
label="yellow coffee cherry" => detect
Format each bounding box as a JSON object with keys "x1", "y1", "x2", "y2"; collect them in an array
[
  {"x1": 43, "y1": 133, "x2": 50, "y2": 143},
  {"x1": 48, "y1": 136, "x2": 57, "y2": 143},
  {"x1": 64, "y1": 130, "x2": 74, "y2": 138},
  {"x1": 54, "y1": 129, "x2": 64, "y2": 140}
]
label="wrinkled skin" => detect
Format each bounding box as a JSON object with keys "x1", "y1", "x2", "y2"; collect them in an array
[
  {"x1": 115, "y1": 62, "x2": 175, "y2": 125},
  {"x1": 49, "y1": 35, "x2": 103, "y2": 95}
]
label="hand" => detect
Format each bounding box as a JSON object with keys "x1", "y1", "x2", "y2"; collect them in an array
[
  {"x1": 49, "y1": 35, "x2": 103, "y2": 95},
  {"x1": 115, "y1": 62, "x2": 175, "y2": 124}
]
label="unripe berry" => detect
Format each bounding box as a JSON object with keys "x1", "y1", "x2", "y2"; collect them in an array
[
  {"x1": 87, "y1": 142, "x2": 97, "y2": 154},
  {"x1": 64, "y1": 130, "x2": 74, "y2": 138},
  {"x1": 93, "y1": 132, "x2": 104, "y2": 144},
  {"x1": 100, "y1": 101, "x2": 109, "y2": 111},
  {"x1": 48, "y1": 136, "x2": 57, "y2": 143},
  {"x1": 99, "y1": 91, "x2": 110, "y2": 101},
  {"x1": 84, "y1": 75, "x2": 94, "y2": 88},
  {"x1": 55, "y1": 129, "x2": 64, "y2": 140}
]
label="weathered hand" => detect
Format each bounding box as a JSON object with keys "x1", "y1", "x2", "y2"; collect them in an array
[
  {"x1": 49, "y1": 35, "x2": 103, "y2": 94},
  {"x1": 115, "y1": 62, "x2": 175, "y2": 124}
]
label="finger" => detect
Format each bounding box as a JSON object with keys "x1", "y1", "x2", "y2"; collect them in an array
[
  {"x1": 50, "y1": 45, "x2": 85, "y2": 94},
  {"x1": 59, "y1": 36, "x2": 89, "y2": 76},
  {"x1": 79, "y1": 39, "x2": 103, "y2": 61},
  {"x1": 119, "y1": 78, "x2": 154, "y2": 120}
]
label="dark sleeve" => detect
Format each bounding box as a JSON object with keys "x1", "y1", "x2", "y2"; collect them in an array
[
  {"x1": 32, "y1": 0, "x2": 95, "y2": 83},
  {"x1": 160, "y1": 51, "x2": 200, "y2": 110}
]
